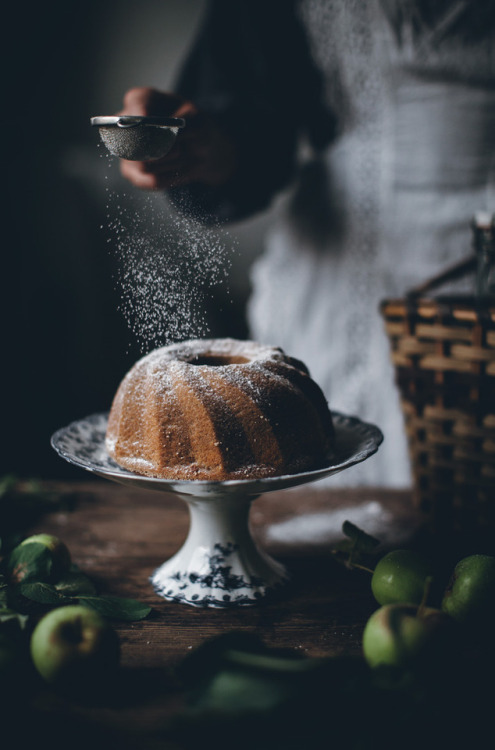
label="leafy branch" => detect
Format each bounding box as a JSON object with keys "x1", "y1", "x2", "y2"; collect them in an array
[{"x1": 330, "y1": 520, "x2": 380, "y2": 573}]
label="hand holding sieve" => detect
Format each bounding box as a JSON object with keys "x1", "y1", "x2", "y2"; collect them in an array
[{"x1": 91, "y1": 115, "x2": 185, "y2": 161}]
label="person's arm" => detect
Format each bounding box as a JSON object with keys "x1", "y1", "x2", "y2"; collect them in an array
[
  {"x1": 171, "y1": 0, "x2": 336, "y2": 224},
  {"x1": 118, "y1": 0, "x2": 335, "y2": 224}
]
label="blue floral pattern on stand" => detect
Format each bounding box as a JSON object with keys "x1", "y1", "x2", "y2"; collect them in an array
[{"x1": 151, "y1": 542, "x2": 271, "y2": 608}]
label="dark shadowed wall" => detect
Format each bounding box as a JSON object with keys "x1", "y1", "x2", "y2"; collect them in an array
[{"x1": 3, "y1": 1, "x2": 270, "y2": 478}]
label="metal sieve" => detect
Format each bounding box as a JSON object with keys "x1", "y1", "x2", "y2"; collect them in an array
[{"x1": 91, "y1": 115, "x2": 186, "y2": 161}]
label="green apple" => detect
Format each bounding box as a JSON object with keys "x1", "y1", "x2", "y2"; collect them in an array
[
  {"x1": 371, "y1": 549, "x2": 432, "y2": 606},
  {"x1": 20, "y1": 534, "x2": 71, "y2": 579},
  {"x1": 441, "y1": 554, "x2": 495, "y2": 625},
  {"x1": 30, "y1": 605, "x2": 120, "y2": 690},
  {"x1": 8, "y1": 533, "x2": 72, "y2": 585},
  {"x1": 362, "y1": 603, "x2": 454, "y2": 670}
]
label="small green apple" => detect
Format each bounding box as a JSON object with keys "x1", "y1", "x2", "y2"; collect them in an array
[
  {"x1": 362, "y1": 603, "x2": 454, "y2": 670},
  {"x1": 371, "y1": 549, "x2": 432, "y2": 606},
  {"x1": 8, "y1": 533, "x2": 72, "y2": 585},
  {"x1": 20, "y1": 534, "x2": 71, "y2": 579},
  {"x1": 30, "y1": 605, "x2": 120, "y2": 690},
  {"x1": 441, "y1": 554, "x2": 495, "y2": 625}
]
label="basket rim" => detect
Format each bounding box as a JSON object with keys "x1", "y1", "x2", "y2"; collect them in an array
[{"x1": 380, "y1": 295, "x2": 495, "y2": 322}]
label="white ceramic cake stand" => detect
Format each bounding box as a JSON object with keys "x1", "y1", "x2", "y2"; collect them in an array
[{"x1": 51, "y1": 412, "x2": 382, "y2": 608}]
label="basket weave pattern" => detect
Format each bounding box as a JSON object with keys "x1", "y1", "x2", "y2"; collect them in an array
[{"x1": 381, "y1": 298, "x2": 495, "y2": 531}]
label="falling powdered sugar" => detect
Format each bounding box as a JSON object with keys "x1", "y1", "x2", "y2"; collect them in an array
[{"x1": 101, "y1": 157, "x2": 234, "y2": 352}]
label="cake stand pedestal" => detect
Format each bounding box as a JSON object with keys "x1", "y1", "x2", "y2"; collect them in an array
[
  {"x1": 51, "y1": 412, "x2": 382, "y2": 608},
  {"x1": 151, "y1": 493, "x2": 287, "y2": 606}
]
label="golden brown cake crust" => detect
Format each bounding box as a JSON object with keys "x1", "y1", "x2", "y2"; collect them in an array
[{"x1": 106, "y1": 338, "x2": 334, "y2": 480}]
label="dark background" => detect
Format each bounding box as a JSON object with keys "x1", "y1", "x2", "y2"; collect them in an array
[{"x1": 2, "y1": 1, "x2": 271, "y2": 479}]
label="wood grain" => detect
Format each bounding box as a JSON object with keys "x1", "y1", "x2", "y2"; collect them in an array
[{"x1": 14, "y1": 480, "x2": 421, "y2": 749}]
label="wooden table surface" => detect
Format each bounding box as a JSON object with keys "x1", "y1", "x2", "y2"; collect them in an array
[{"x1": 5, "y1": 479, "x2": 485, "y2": 748}]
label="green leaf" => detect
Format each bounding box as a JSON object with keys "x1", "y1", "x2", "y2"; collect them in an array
[
  {"x1": 342, "y1": 521, "x2": 380, "y2": 553},
  {"x1": 6, "y1": 542, "x2": 53, "y2": 584},
  {"x1": 178, "y1": 632, "x2": 268, "y2": 686},
  {"x1": 55, "y1": 572, "x2": 97, "y2": 597},
  {"x1": 0, "y1": 608, "x2": 29, "y2": 630},
  {"x1": 0, "y1": 575, "x2": 8, "y2": 606},
  {"x1": 17, "y1": 582, "x2": 72, "y2": 605},
  {"x1": 329, "y1": 521, "x2": 381, "y2": 572},
  {"x1": 78, "y1": 595, "x2": 151, "y2": 621},
  {"x1": 190, "y1": 668, "x2": 297, "y2": 715},
  {"x1": 6, "y1": 587, "x2": 46, "y2": 615}
]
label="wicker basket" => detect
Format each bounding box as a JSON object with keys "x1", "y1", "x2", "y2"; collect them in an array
[{"x1": 380, "y1": 256, "x2": 495, "y2": 533}]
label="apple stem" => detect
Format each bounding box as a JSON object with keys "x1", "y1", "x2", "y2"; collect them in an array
[
  {"x1": 349, "y1": 561, "x2": 375, "y2": 574},
  {"x1": 347, "y1": 540, "x2": 375, "y2": 574},
  {"x1": 417, "y1": 575, "x2": 433, "y2": 617}
]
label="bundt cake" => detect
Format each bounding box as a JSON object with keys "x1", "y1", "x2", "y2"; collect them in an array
[{"x1": 106, "y1": 338, "x2": 334, "y2": 480}]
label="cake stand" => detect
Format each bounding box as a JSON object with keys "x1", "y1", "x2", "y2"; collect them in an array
[{"x1": 51, "y1": 412, "x2": 383, "y2": 608}]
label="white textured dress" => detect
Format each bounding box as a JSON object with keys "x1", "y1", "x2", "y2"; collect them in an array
[{"x1": 247, "y1": 0, "x2": 495, "y2": 486}]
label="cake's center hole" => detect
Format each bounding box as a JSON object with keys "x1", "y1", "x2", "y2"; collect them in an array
[{"x1": 189, "y1": 355, "x2": 250, "y2": 366}]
